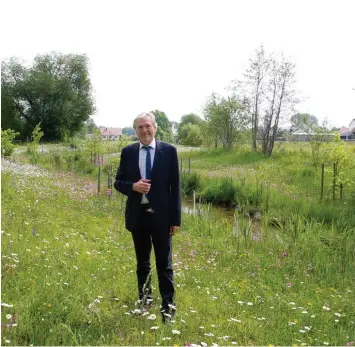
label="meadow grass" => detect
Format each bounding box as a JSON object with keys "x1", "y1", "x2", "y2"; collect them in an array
[
  {"x1": 1, "y1": 159, "x2": 355, "y2": 346},
  {"x1": 179, "y1": 143, "x2": 355, "y2": 228}
]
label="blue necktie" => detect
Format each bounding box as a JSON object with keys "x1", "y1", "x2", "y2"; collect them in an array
[
  {"x1": 143, "y1": 146, "x2": 152, "y2": 180},
  {"x1": 143, "y1": 146, "x2": 152, "y2": 200}
]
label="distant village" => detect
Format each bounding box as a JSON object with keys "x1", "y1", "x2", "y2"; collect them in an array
[
  {"x1": 98, "y1": 126, "x2": 124, "y2": 141},
  {"x1": 285, "y1": 118, "x2": 355, "y2": 141},
  {"x1": 85, "y1": 126, "x2": 136, "y2": 141},
  {"x1": 93, "y1": 119, "x2": 355, "y2": 142},
  {"x1": 338, "y1": 118, "x2": 355, "y2": 140}
]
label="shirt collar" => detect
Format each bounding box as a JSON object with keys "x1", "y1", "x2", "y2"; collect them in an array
[{"x1": 139, "y1": 138, "x2": 156, "y2": 149}]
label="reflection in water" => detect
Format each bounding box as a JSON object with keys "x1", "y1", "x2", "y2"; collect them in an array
[
  {"x1": 182, "y1": 197, "x2": 266, "y2": 242},
  {"x1": 183, "y1": 198, "x2": 235, "y2": 218}
]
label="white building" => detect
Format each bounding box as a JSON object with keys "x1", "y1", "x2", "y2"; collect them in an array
[
  {"x1": 339, "y1": 119, "x2": 355, "y2": 140},
  {"x1": 349, "y1": 118, "x2": 355, "y2": 131},
  {"x1": 99, "y1": 127, "x2": 123, "y2": 140}
]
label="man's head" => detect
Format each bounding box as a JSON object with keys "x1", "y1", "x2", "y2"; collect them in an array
[{"x1": 133, "y1": 112, "x2": 158, "y2": 145}]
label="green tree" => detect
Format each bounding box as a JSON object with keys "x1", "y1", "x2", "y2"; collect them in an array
[
  {"x1": 243, "y1": 45, "x2": 268, "y2": 152},
  {"x1": 1, "y1": 129, "x2": 20, "y2": 157},
  {"x1": 86, "y1": 128, "x2": 104, "y2": 163},
  {"x1": 86, "y1": 117, "x2": 98, "y2": 134},
  {"x1": 290, "y1": 113, "x2": 318, "y2": 133},
  {"x1": 203, "y1": 93, "x2": 221, "y2": 148},
  {"x1": 122, "y1": 127, "x2": 135, "y2": 136},
  {"x1": 77, "y1": 117, "x2": 97, "y2": 138},
  {"x1": 232, "y1": 45, "x2": 299, "y2": 156},
  {"x1": 1, "y1": 52, "x2": 95, "y2": 142},
  {"x1": 179, "y1": 123, "x2": 203, "y2": 147},
  {"x1": 204, "y1": 93, "x2": 249, "y2": 150},
  {"x1": 27, "y1": 123, "x2": 44, "y2": 154},
  {"x1": 150, "y1": 109, "x2": 173, "y2": 142},
  {"x1": 1, "y1": 58, "x2": 27, "y2": 136},
  {"x1": 171, "y1": 121, "x2": 179, "y2": 142},
  {"x1": 315, "y1": 133, "x2": 355, "y2": 200},
  {"x1": 309, "y1": 120, "x2": 334, "y2": 169},
  {"x1": 177, "y1": 113, "x2": 203, "y2": 142},
  {"x1": 117, "y1": 134, "x2": 130, "y2": 152},
  {"x1": 327, "y1": 133, "x2": 355, "y2": 174}
]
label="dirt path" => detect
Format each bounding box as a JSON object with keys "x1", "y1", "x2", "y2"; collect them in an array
[{"x1": 1, "y1": 159, "x2": 98, "y2": 200}]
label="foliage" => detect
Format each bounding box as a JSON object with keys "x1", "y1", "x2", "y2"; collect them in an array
[
  {"x1": 26, "y1": 123, "x2": 44, "y2": 154},
  {"x1": 180, "y1": 171, "x2": 202, "y2": 195},
  {"x1": 325, "y1": 133, "x2": 355, "y2": 192},
  {"x1": 85, "y1": 129, "x2": 104, "y2": 160},
  {"x1": 179, "y1": 123, "x2": 203, "y2": 146},
  {"x1": 202, "y1": 93, "x2": 220, "y2": 148},
  {"x1": 179, "y1": 143, "x2": 355, "y2": 215},
  {"x1": 308, "y1": 123, "x2": 355, "y2": 175},
  {"x1": 199, "y1": 120, "x2": 221, "y2": 148},
  {"x1": 1, "y1": 52, "x2": 95, "y2": 142},
  {"x1": 259, "y1": 55, "x2": 298, "y2": 156},
  {"x1": 177, "y1": 113, "x2": 203, "y2": 142},
  {"x1": 308, "y1": 125, "x2": 333, "y2": 169},
  {"x1": 290, "y1": 113, "x2": 318, "y2": 133},
  {"x1": 150, "y1": 109, "x2": 174, "y2": 143},
  {"x1": 179, "y1": 113, "x2": 203, "y2": 126},
  {"x1": 171, "y1": 121, "x2": 179, "y2": 140},
  {"x1": 242, "y1": 45, "x2": 269, "y2": 151},
  {"x1": 1, "y1": 128, "x2": 20, "y2": 157},
  {"x1": 203, "y1": 93, "x2": 249, "y2": 150},
  {"x1": 122, "y1": 127, "x2": 135, "y2": 136},
  {"x1": 86, "y1": 118, "x2": 98, "y2": 134},
  {"x1": 200, "y1": 177, "x2": 237, "y2": 206},
  {"x1": 116, "y1": 134, "x2": 130, "y2": 152},
  {"x1": 232, "y1": 45, "x2": 299, "y2": 156},
  {"x1": 74, "y1": 117, "x2": 97, "y2": 140}
]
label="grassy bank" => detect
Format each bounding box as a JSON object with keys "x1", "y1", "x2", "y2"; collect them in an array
[{"x1": 179, "y1": 145, "x2": 355, "y2": 228}]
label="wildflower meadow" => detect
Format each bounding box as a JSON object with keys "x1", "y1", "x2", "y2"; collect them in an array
[{"x1": 1, "y1": 143, "x2": 355, "y2": 346}]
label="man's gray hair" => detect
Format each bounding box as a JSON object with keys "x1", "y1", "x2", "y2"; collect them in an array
[{"x1": 133, "y1": 112, "x2": 158, "y2": 129}]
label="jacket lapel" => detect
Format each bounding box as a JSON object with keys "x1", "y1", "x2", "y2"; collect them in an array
[
  {"x1": 152, "y1": 139, "x2": 163, "y2": 179},
  {"x1": 133, "y1": 142, "x2": 141, "y2": 179}
]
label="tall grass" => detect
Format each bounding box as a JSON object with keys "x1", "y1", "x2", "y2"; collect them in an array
[
  {"x1": 200, "y1": 178, "x2": 237, "y2": 207},
  {"x1": 2, "y1": 164, "x2": 355, "y2": 346},
  {"x1": 181, "y1": 172, "x2": 202, "y2": 195},
  {"x1": 179, "y1": 146, "x2": 355, "y2": 229},
  {"x1": 180, "y1": 147, "x2": 266, "y2": 166}
]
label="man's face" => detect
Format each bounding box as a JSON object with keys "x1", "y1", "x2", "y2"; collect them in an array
[{"x1": 135, "y1": 116, "x2": 157, "y2": 145}]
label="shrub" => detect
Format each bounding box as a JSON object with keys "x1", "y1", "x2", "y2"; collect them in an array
[
  {"x1": 181, "y1": 172, "x2": 202, "y2": 195},
  {"x1": 1, "y1": 129, "x2": 20, "y2": 157},
  {"x1": 52, "y1": 152, "x2": 63, "y2": 166},
  {"x1": 200, "y1": 177, "x2": 237, "y2": 206},
  {"x1": 27, "y1": 123, "x2": 44, "y2": 154}
]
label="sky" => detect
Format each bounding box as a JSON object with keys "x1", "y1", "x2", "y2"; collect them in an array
[{"x1": 1, "y1": 0, "x2": 354, "y2": 129}]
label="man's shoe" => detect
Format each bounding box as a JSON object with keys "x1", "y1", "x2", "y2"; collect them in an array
[
  {"x1": 145, "y1": 297, "x2": 154, "y2": 308},
  {"x1": 161, "y1": 307, "x2": 176, "y2": 324},
  {"x1": 136, "y1": 297, "x2": 154, "y2": 309}
]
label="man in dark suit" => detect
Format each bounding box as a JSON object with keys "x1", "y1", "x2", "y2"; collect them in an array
[{"x1": 114, "y1": 112, "x2": 181, "y2": 323}]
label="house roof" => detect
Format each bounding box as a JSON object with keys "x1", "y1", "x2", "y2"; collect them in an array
[
  {"x1": 340, "y1": 131, "x2": 354, "y2": 136},
  {"x1": 340, "y1": 127, "x2": 350, "y2": 134},
  {"x1": 340, "y1": 119, "x2": 355, "y2": 133},
  {"x1": 99, "y1": 127, "x2": 122, "y2": 136}
]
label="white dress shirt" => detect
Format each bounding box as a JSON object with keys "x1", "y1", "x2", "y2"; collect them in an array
[{"x1": 139, "y1": 138, "x2": 156, "y2": 204}]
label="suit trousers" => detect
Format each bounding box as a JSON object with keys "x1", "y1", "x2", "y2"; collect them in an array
[{"x1": 131, "y1": 205, "x2": 175, "y2": 311}]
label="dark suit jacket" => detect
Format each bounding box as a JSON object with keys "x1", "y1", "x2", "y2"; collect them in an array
[{"x1": 114, "y1": 140, "x2": 181, "y2": 232}]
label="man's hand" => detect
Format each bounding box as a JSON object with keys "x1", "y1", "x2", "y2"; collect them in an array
[
  {"x1": 132, "y1": 179, "x2": 151, "y2": 194},
  {"x1": 169, "y1": 226, "x2": 180, "y2": 236}
]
